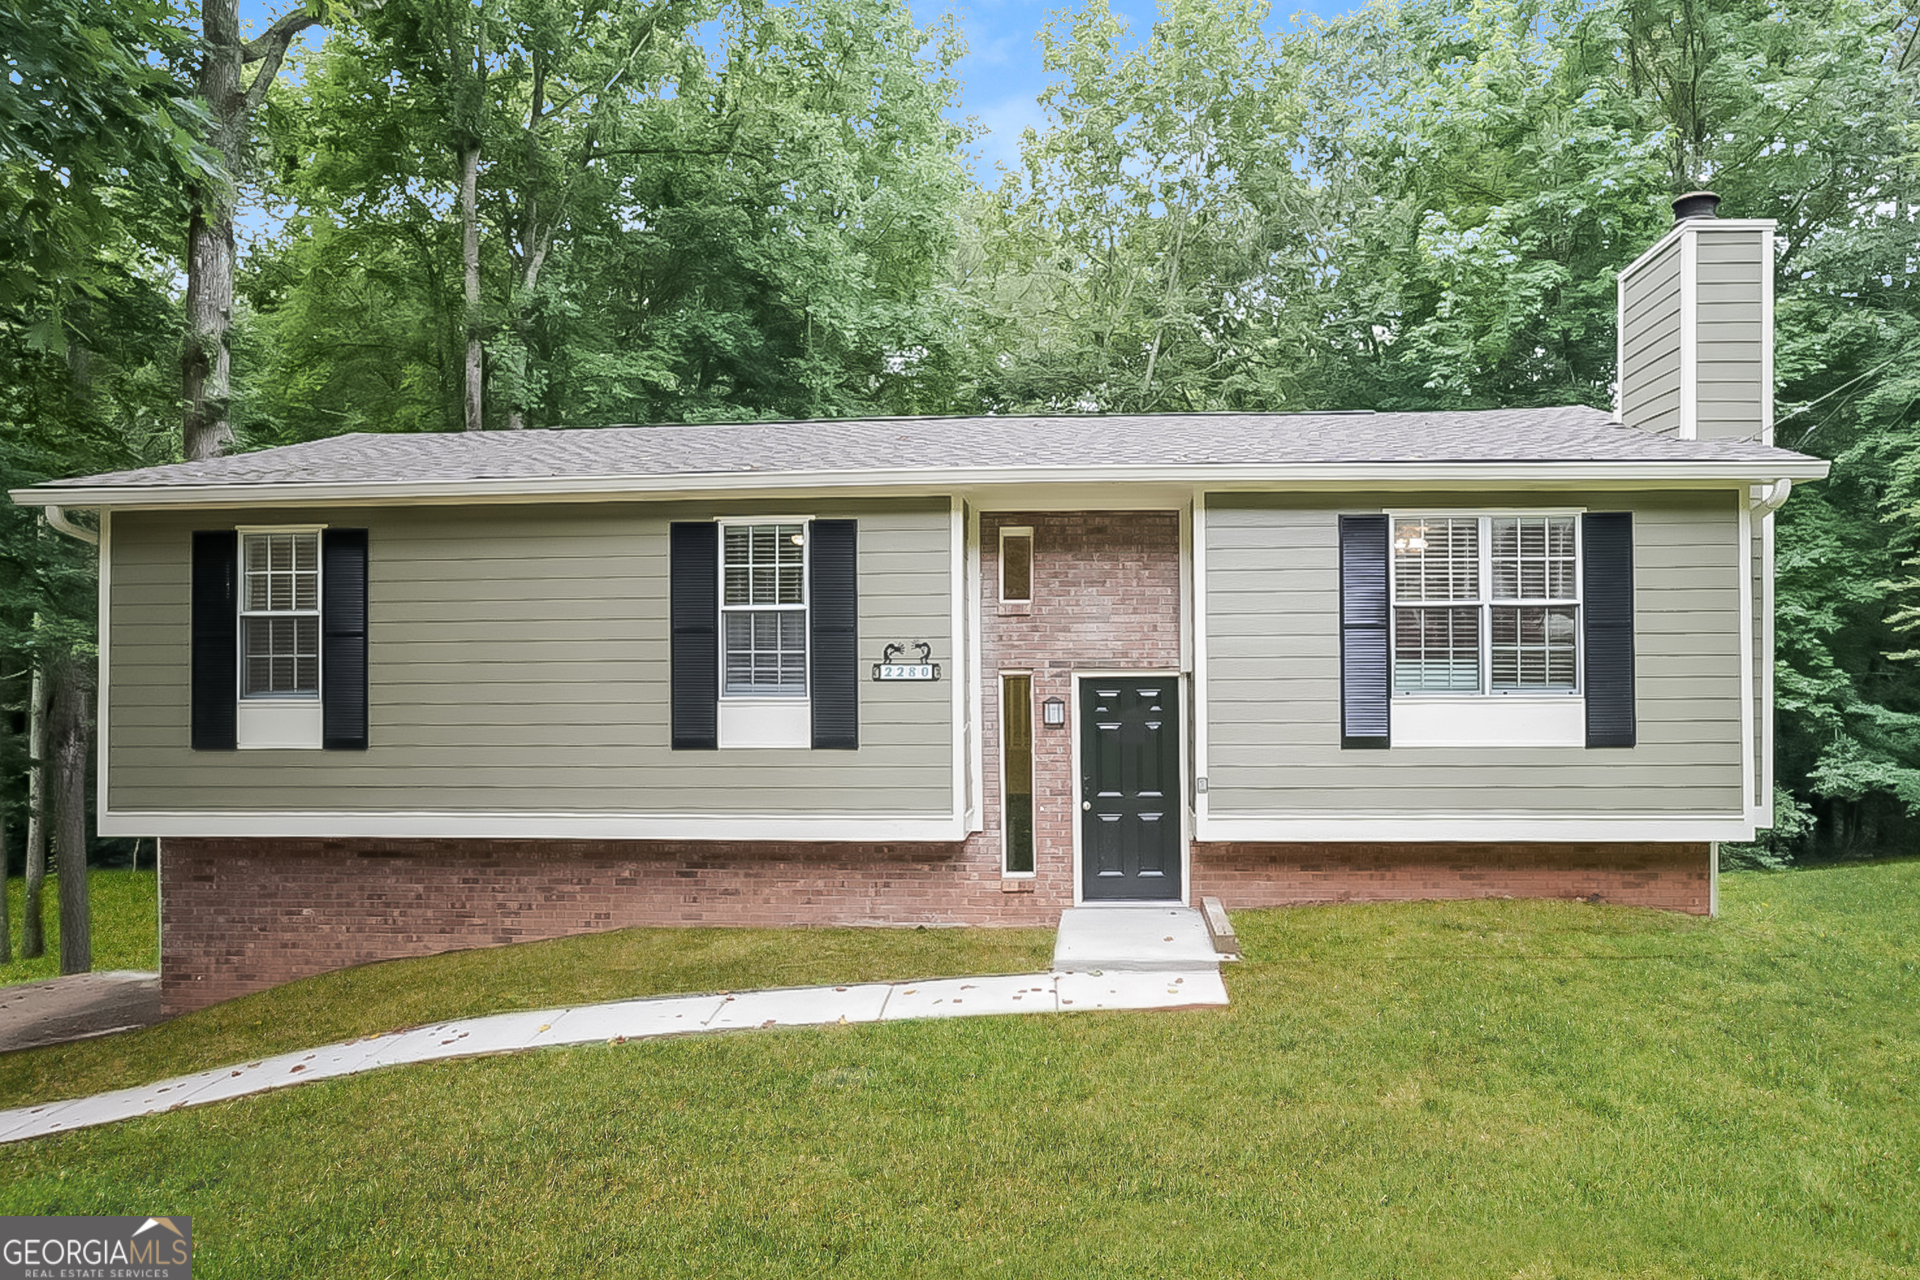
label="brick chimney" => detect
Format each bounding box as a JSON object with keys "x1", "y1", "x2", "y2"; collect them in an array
[{"x1": 1616, "y1": 193, "x2": 1776, "y2": 443}]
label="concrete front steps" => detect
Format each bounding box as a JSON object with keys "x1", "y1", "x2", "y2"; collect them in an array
[{"x1": 1052, "y1": 899, "x2": 1239, "y2": 973}]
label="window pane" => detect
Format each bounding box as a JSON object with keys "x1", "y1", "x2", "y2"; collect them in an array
[
  {"x1": 1002, "y1": 533, "x2": 1032, "y2": 602},
  {"x1": 1492, "y1": 516, "x2": 1576, "y2": 602},
  {"x1": 1001, "y1": 674, "x2": 1034, "y2": 873},
  {"x1": 1490, "y1": 605, "x2": 1578, "y2": 690},
  {"x1": 723, "y1": 609, "x2": 807, "y2": 696},
  {"x1": 242, "y1": 613, "x2": 319, "y2": 696},
  {"x1": 242, "y1": 532, "x2": 319, "y2": 620},
  {"x1": 1393, "y1": 517, "x2": 1478, "y2": 602},
  {"x1": 1394, "y1": 605, "x2": 1480, "y2": 691},
  {"x1": 722, "y1": 523, "x2": 806, "y2": 606}
]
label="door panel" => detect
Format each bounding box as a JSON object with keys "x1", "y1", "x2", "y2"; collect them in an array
[{"x1": 1080, "y1": 678, "x2": 1182, "y2": 901}]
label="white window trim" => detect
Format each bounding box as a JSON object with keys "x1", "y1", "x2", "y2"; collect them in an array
[
  {"x1": 236, "y1": 525, "x2": 326, "y2": 750},
  {"x1": 998, "y1": 669, "x2": 1036, "y2": 878},
  {"x1": 1386, "y1": 508, "x2": 1586, "y2": 700},
  {"x1": 998, "y1": 526, "x2": 1034, "y2": 605},
  {"x1": 715, "y1": 516, "x2": 812, "y2": 749}
]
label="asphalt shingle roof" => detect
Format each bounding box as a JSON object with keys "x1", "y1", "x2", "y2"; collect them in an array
[{"x1": 23, "y1": 407, "x2": 1818, "y2": 494}]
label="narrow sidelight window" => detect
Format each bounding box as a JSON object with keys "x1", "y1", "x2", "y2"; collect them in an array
[
  {"x1": 1001, "y1": 673, "x2": 1035, "y2": 874},
  {"x1": 241, "y1": 531, "x2": 321, "y2": 697},
  {"x1": 999, "y1": 527, "x2": 1033, "y2": 603}
]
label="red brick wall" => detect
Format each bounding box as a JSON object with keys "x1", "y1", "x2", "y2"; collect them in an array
[
  {"x1": 968, "y1": 512, "x2": 1184, "y2": 907},
  {"x1": 158, "y1": 837, "x2": 1061, "y2": 1013},
  {"x1": 1193, "y1": 841, "x2": 1712, "y2": 915},
  {"x1": 161, "y1": 835, "x2": 1713, "y2": 1012}
]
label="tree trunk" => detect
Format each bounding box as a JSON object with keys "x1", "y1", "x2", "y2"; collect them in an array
[
  {"x1": 459, "y1": 142, "x2": 484, "y2": 432},
  {"x1": 503, "y1": 236, "x2": 549, "y2": 431},
  {"x1": 184, "y1": 0, "x2": 243, "y2": 462},
  {"x1": 48, "y1": 657, "x2": 92, "y2": 975},
  {"x1": 184, "y1": 0, "x2": 322, "y2": 460},
  {"x1": 21, "y1": 666, "x2": 47, "y2": 959},
  {"x1": 0, "y1": 782, "x2": 11, "y2": 963}
]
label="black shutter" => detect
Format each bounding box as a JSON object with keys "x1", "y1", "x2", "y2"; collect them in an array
[
  {"x1": 1339, "y1": 514, "x2": 1391, "y2": 749},
  {"x1": 670, "y1": 522, "x2": 719, "y2": 750},
  {"x1": 809, "y1": 519, "x2": 859, "y2": 750},
  {"x1": 322, "y1": 528, "x2": 370, "y2": 751},
  {"x1": 1583, "y1": 511, "x2": 1636, "y2": 748},
  {"x1": 190, "y1": 530, "x2": 238, "y2": 751}
]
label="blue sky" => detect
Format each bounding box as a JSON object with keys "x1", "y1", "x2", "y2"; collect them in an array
[{"x1": 238, "y1": 0, "x2": 1360, "y2": 177}]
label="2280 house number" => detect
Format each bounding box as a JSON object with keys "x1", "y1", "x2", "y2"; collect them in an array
[{"x1": 873, "y1": 663, "x2": 939, "y2": 682}]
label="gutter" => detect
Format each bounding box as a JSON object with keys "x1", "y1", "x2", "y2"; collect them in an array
[
  {"x1": 1751, "y1": 478, "x2": 1793, "y2": 515},
  {"x1": 8, "y1": 459, "x2": 1835, "y2": 511},
  {"x1": 44, "y1": 505, "x2": 100, "y2": 545}
]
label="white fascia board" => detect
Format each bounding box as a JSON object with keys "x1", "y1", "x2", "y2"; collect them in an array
[
  {"x1": 9, "y1": 460, "x2": 1832, "y2": 511},
  {"x1": 1196, "y1": 814, "x2": 1756, "y2": 843},
  {"x1": 98, "y1": 810, "x2": 969, "y2": 842},
  {"x1": 1617, "y1": 218, "x2": 1778, "y2": 284}
]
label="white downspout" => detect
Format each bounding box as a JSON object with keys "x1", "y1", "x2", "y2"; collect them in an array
[
  {"x1": 1751, "y1": 478, "x2": 1793, "y2": 516},
  {"x1": 44, "y1": 505, "x2": 100, "y2": 545}
]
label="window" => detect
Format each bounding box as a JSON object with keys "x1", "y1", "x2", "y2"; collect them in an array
[
  {"x1": 1391, "y1": 514, "x2": 1580, "y2": 695},
  {"x1": 241, "y1": 531, "x2": 320, "y2": 698},
  {"x1": 1001, "y1": 673, "x2": 1035, "y2": 875},
  {"x1": 721, "y1": 522, "x2": 807, "y2": 697},
  {"x1": 999, "y1": 527, "x2": 1033, "y2": 604}
]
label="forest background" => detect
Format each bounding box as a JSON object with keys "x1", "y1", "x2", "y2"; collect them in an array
[{"x1": 2, "y1": 0, "x2": 1917, "y2": 968}]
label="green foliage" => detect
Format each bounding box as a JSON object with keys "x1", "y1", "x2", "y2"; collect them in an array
[
  {"x1": 242, "y1": 0, "x2": 972, "y2": 437},
  {"x1": 0, "y1": 0, "x2": 208, "y2": 333}
]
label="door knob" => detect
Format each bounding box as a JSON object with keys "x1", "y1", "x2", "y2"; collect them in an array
[{"x1": 1082, "y1": 800, "x2": 1091, "y2": 811}]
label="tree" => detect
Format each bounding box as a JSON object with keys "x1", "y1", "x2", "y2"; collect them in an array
[
  {"x1": 966, "y1": 0, "x2": 1315, "y2": 413},
  {"x1": 3, "y1": 0, "x2": 196, "y2": 967},
  {"x1": 183, "y1": 0, "x2": 327, "y2": 460},
  {"x1": 246, "y1": 0, "x2": 972, "y2": 435}
]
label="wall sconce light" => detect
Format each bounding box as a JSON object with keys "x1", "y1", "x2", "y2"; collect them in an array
[{"x1": 1042, "y1": 697, "x2": 1066, "y2": 728}]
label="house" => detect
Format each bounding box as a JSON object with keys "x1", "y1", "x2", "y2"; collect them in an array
[{"x1": 10, "y1": 198, "x2": 1829, "y2": 1014}]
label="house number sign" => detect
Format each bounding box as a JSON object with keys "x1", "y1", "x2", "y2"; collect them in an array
[{"x1": 873, "y1": 641, "x2": 941, "y2": 682}]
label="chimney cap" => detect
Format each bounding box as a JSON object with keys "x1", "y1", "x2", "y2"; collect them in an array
[{"x1": 1672, "y1": 191, "x2": 1722, "y2": 223}]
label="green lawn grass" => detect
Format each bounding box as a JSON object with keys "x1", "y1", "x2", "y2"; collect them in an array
[
  {"x1": 0, "y1": 869, "x2": 158, "y2": 984},
  {"x1": 3, "y1": 861, "x2": 1917, "y2": 1277}
]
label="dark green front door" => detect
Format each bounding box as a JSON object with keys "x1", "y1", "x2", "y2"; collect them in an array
[{"x1": 1080, "y1": 677, "x2": 1181, "y2": 901}]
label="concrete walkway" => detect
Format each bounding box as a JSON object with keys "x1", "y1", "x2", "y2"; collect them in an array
[
  {"x1": 0, "y1": 971, "x2": 164, "y2": 1054},
  {"x1": 0, "y1": 966, "x2": 1227, "y2": 1146}
]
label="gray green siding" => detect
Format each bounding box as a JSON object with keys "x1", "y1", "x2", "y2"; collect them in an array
[
  {"x1": 1203, "y1": 490, "x2": 1747, "y2": 817},
  {"x1": 1619, "y1": 225, "x2": 1769, "y2": 443},
  {"x1": 1620, "y1": 237, "x2": 1683, "y2": 435},
  {"x1": 1695, "y1": 227, "x2": 1768, "y2": 442},
  {"x1": 108, "y1": 498, "x2": 954, "y2": 816}
]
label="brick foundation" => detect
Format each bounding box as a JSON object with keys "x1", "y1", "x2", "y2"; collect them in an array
[
  {"x1": 159, "y1": 836, "x2": 1711, "y2": 1013},
  {"x1": 1192, "y1": 841, "x2": 1713, "y2": 915},
  {"x1": 158, "y1": 836, "x2": 1066, "y2": 1014}
]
